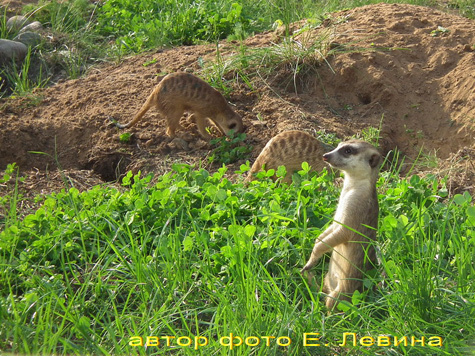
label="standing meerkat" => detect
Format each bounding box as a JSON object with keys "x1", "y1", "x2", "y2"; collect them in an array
[
  {"x1": 112, "y1": 72, "x2": 244, "y2": 140},
  {"x1": 301, "y1": 139, "x2": 382, "y2": 310},
  {"x1": 246, "y1": 131, "x2": 327, "y2": 183}
]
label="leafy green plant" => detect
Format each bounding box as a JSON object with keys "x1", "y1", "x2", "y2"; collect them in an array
[
  {"x1": 96, "y1": 0, "x2": 253, "y2": 53},
  {"x1": 316, "y1": 129, "x2": 340, "y2": 147},
  {"x1": 1, "y1": 164, "x2": 474, "y2": 355},
  {"x1": 119, "y1": 132, "x2": 132, "y2": 143},
  {"x1": 431, "y1": 25, "x2": 450, "y2": 37},
  {"x1": 443, "y1": 0, "x2": 475, "y2": 18},
  {"x1": 357, "y1": 126, "x2": 380, "y2": 146},
  {"x1": 142, "y1": 58, "x2": 157, "y2": 67},
  {"x1": 200, "y1": 2, "x2": 249, "y2": 41},
  {"x1": 208, "y1": 131, "x2": 252, "y2": 165},
  {"x1": 0, "y1": 163, "x2": 23, "y2": 226},
  {"x1": 0, "y1": 163, "x2": 18, "y2": 184}
]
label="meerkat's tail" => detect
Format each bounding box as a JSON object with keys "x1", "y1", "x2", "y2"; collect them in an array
[{"x1": 112, "y1": 91, "x2": 157, "y2": 129}]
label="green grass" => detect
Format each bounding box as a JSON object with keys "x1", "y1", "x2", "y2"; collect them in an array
[
  {"x1": 1, "y1": 163, "x2": 474, "y2": 355},
  {"x1": 199, "y1": 23, "x2": 336, "y2": 96},
  {"x1": 0, "y1": 47, "x2": 49, "y2": 97}
]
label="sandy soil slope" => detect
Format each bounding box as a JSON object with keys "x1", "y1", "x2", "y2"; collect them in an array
[{"x1": 1, "y1": 3, "x2": 474, "y2": 202}]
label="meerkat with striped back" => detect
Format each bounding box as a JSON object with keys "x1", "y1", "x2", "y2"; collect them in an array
[
  {"x1": 111, "y1": 72, "x2": 244, "y2": 140},
  {"x1": 301, "y1": 139, "x2": 382, "y2": 310},
  {"x1": 246, "y1": 131, "x2": 327, "y2": 183}
]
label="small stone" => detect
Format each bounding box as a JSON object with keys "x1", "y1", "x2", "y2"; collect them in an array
[
  {"x1": 20, "y1": 21, "x2": 43, "y2": 33},
  {"x1": 6, "y1": 16, "x2": 31, "y2": 31},
  {"x1": 0, "y1": 39, "x2": 28, "y2": 65},
  {"x1": 13, "y1": 32, "x2": 42, "y2": 47}
]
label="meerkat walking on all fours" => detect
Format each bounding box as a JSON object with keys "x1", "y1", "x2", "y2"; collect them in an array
[
  {"x1": 301, "y1": 139, "x2": 383, "y2": 310},
  {"x1": 112, "y1": 72, "x2": 244, "y2": 140},
  {"x1": 246, "y1": 131, "x2": 328, "y2": 183}
]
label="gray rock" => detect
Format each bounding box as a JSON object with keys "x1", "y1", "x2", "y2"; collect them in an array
[
  {"x1": 20, "y1": 21, "x2": 43, "y2": 33},
  {"x1": 13, "y1": 32, "x2": 42, "y2": 47},
  {"x1": 6, "y1": 16, "x2": 32, "y2": 31},
  {"x1": 0, "y1": 39, "x2": 28, "y2": 65}
]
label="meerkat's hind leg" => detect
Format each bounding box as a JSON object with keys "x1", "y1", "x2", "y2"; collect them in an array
[
  {"x1": 166, "y1": 121, "x2": 185, "y2": 138},
  {"x1": 325, "y1": 277, "x2": 361, "y2": 310},
  {"x1": 325, "y1": 290, "x2": 343, "y2": 310},
  {"x1": 165, "y1": 108, "x2": 186, "y2": 138},
  {"x1": 324, "y1": 278, "x2": 347, "y2": 310}
]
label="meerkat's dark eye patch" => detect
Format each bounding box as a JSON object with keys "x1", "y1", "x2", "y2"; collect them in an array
[
  {"x1": 340, "y1": 145, "x2": 357, "y2": 156},
  {"x1": 229, "y1": 123, "x2": 237, "y2": 129}
]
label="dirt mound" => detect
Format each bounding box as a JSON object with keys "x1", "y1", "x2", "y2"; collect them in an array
[
  {"x1": 309, "y1": 3, "x2": 475, "y2": 158},
  {"x1": 1, "y1": 3, "x2": 474, "y2": 196}
]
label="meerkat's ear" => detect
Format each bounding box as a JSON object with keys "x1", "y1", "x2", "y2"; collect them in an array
[{"x1": 369, "y1": 153, "x2": 381, "y2": 168}]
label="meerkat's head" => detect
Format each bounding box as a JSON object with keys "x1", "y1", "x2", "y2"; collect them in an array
[
  {"x1": 216, "y1": 111, "x2": 244, "y2": 136},
  {"x1": 323, "y1": 140, "x2": 382, "y2": 180}
]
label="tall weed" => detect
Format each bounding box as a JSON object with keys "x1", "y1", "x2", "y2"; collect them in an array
[{"x1": 0, "y1": 48, "x2": 49, "y2": 97}]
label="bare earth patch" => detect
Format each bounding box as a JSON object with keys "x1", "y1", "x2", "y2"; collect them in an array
[{"x1": 1, "y1": 3, "x2": 474, "y2": 204}]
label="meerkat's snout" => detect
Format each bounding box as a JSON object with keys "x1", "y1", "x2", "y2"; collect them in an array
[
  {"x1": 322, "y1": 150, "x2": 340, "y2": 167},
  {"x1": 215, "y1": 112, "x2": 244, "y2": 136},
  {"x1": 226, "y1": 118, "x2": 244, "y2": 134}
]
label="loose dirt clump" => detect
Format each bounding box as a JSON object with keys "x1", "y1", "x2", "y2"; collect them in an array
[{"x1": 1, "y1": 3, "x2": 474, "y2": 203}]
